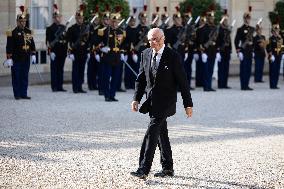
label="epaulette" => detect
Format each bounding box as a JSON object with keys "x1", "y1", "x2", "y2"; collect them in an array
[
  {"x1": 123, "y1": 31, "x2": 126, "y2": 38},
  {"x1": 98, "y1": 27, "x2": 107, "y2": 36},
  {"x1": 6, "y1": 29, "x2": 12, "y2": 37}
]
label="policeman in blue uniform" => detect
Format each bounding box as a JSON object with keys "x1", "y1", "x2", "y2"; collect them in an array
[
  {"x1": 46, "y1": 4, "x2": 68, "y2": 92},
  {"x1": 5, "y1": 6, "x2": 36, "y2": 100}
]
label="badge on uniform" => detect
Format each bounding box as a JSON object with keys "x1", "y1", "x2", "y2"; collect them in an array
[{"x1": 244, "y1": 30, "x2": 248, "y2": 33}]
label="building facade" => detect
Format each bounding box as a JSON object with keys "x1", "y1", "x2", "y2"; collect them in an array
[{"x1": 0, "y1": 0, "x2": 278, "y2": 76}]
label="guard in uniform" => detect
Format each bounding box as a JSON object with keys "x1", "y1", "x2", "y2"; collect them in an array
[
  {"x1": 197, "y1": 6, "x2": 218, "y2": 91},
  {"x1": 159, "y1": 7, "x2": 170, "y2": 32},
  {"x1": 88, "y1": 6, "x2": 101, "y2": 91},
  {"x1": 253, "y1": 24, "x2": 266, "y2": 83},
  {"x1": 266, "y1": 21, "x2": 283, "y2": 89},
  {"x1": 98, "y1": 7, "x2": 125, "y2": 101},
  {"x1": 66, "y1": 4, "x2": 90, "y2": 93},
  {"x1": 151, "y1": 7, "x2": 160, "y2": 28},
  {"x1": 46, "y1": 4, "x2": 68, "y2": 92},
  {"x1": 123, "y1": 8, "x2": 138, "y2": 89},
  {"x1": 5, "y1": 6, "x2": 36, "y2": 100},
  {"x1": 216, "y1": 9, "x2": 232, "y2": 89},
  {"x1": 135, "y1": 6, "x2": 150, "y2": 55},
  {"x1": 234, "y1": 6, "x2": 255, "y2": 90},
  {"x1": 195, "y1": 14, "x2": 207, "y2": 87}
]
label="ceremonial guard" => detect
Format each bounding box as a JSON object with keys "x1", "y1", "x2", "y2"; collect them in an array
[
  {"x1": 159, "y1": 7, "x2": 170, "y2": 32},
  {"x1": 234, "y1": 6, "x2": 255, "y2": 90},
  {"x1": 66, "y1": 4, "x2": 90, "y2": 93},
  {"x1": 135, "y1": 6, "x2": 150, "y2": 55},
  {"x1": 98, "y1": 6, "x2": 125, "y2": 101},
  {"x1": 87, "y1": 6, "x2": 101, "y2": 91},
  {"x1": 197, "y1": 5, "x2": 218, "y2": 91},
  {"x1": 123, "y1": 8, "x2": 139, "y2": 89},
  {"x1": 216, "y1": 9, "x2": 232, "y2": 89},
  {"x1": 195, "y1": 14, "x2": 207, "y2": 87},
  {"x1": 151, "y1": 7, "x2": 160, "y2": 28},
  {"x1": 46, "y1": 4, "x2": 68, "y2": 92},
  {"x1": 5, "y1": 6, "x2": 36, "y2": 100},
  {"x1": 266, "y1": 20, "x2": 284, "y2": 89},
  {"x1": 253, "y1": 24, "x2": 266, "y2": 83}
]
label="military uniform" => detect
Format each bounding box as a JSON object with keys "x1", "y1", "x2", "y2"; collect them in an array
[
  {"x1": 217, "y1": 24, "x2": 232, "y2": 88},
  {"x1": 88, "y1": 23, "x2": 101, "y2": 90},
  {"x1": 266, "y1": 33, "x2": 283, "y2": 89},
  {"x1": 66, "y1": 22, "x2": 90, "y2": 93},
  {"x1": 46, "y1": 23, "x2": 68, "y2": 91},
  {"x1": 253, "y1": 33, "x2": 266, "y2": 82},
  {"x1": 98, "y1": 24, "x2": 125, "y2": 101},
  {"x1": 234, "y1": 24, "x2": 255, "y2": 90},
  {"x1": 6, "y1": 25, "x2": 36, "y2": 99},
  {"x1": 197, "y1": 22, "x2": 218, "y2": 91}
]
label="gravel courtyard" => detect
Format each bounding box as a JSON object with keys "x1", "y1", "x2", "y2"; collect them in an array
[{"x1": 0, "y1": 77, "x2": 284, "y2": 189}]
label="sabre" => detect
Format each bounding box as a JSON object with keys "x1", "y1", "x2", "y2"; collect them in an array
[
  {"x1": 151, "y1": 15, "x2": 159, "y2": 25},
  {"x1": 187, "y1": 17, "x2": 193, "y2": 25},
  {"x1": 90, "y1": 15, "x2": 98, "y2": 24},
  {"x1": 125, "y1": 16, "x2": 131, "y2": 25},
  {"x1": 164, "y1": 17, "x2": 170, "y2": 24},
  {"x1": 66, "y1": 15, "x2": 74, "y2": 26},
  {"x1": 32, "y1": 62, "x2": 44, "y2": 82},
  {"x1": 231, "y1": 19, "x2": 236, "y2": 27},
  {"x1": 194, "y1": 16, "x2": 200, "y2": 24},
  {"x1": 220, "y1": 17, "x2": 225, "y2": 24},
  {"x1": 122, "y1": 59, "x2": 137, "y2": 77},
  {"x1": 257, "y1": 17, "x2": 263, "y2": 25},
  {"x1": 118, "y1": 18, "x2": 125, "y2": 27}
]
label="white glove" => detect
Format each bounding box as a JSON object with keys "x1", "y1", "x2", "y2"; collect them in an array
[
  {"x1": 184, "y1": 53, "x2": 188, "y2": 61},
  {"x1": 193, "y1": 53, "x2": 199, "y2": 61},
  {"x1": 201, "y1": 53, "x2": 208, "y2": 63},
  {"x1": 216, "y1": 52, "x2": 221, "y2": 62},
  {"x1": 120, "y1": 54, "x2": 125, "y2": 61},
  {"x1": 50, "y1": 52, "x2": 56, "y2": 61},
  {"x1": 3, "y1": 59, "x2": 13, "y2": 68},
  {"x1": 270, "y1": 55, "x2": 275, "y2": 62},
  {"x1": 132, "y1": 54, "x2": 138, "y2": 63},
  {"x1": 124, "y1": 55, "x2": 128, "y2": 62},
  {"x1": 68, "y1": 54, "x2": 75, "y2": 61},
  {"x1": 31, "y1": 55, "x2": 36, "y2": 64},
  {"x1": 101, "y1": 46, "x2": 110, "y2": 53},
  {"x1": 95, "y1": 54, "x2": 100, "y2": 62},
  {"x1": 238, "y1": 52, "x2": 244, "y2": 61}
]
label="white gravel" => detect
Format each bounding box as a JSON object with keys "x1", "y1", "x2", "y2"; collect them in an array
[{"x1": 0, "y1": 77, "x2": 284, "y2": 188}]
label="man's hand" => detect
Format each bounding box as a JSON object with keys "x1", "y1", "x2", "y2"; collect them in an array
[
  {"x1": 131, "y1": 101, "x2": 139, "y2": 112},
  {"x1": 185, "y1": 107, "x2": 193, "y2": 118}
]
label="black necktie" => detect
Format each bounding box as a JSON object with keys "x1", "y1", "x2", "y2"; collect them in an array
[{"x1": 152, "y1": 53, "x2": 158, "y2": 77}]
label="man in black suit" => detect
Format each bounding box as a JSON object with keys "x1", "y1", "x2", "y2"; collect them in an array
[{"x1": 130, "y1": 28, "x2": 193, "y2": 179}]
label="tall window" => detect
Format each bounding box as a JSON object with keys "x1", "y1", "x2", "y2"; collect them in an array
[{"x1": 16, "y1": 0, "x2": 53, "y2": 30}]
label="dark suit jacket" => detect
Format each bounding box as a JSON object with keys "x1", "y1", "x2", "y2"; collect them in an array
[{"x1": 133, "y1": 46, "x2": 193, "y2": 118}]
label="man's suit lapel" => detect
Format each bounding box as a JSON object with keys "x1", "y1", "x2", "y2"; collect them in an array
[
  {"x1": 145, "y1": 48, "x2": 152, "y2": 79},
  {"x1": 155, "y1": 47, "x2": 168, "y2": 81}
]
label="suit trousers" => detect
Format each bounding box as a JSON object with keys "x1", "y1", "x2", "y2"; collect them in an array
[
  {"x1": 50, "y1": 55, "x2": 65, "y2": 91},
  {"x1": 11, "y1": 61, "x2": 30, "y2": 98},
  {"x1": 138, "y1": 115, "x2": 173, "y2": 174}
]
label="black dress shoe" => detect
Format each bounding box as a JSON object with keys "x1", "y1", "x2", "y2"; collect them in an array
[
  {"x1": 110, "y1": 97, "x2": 118, "y2": 101},
  {"x1": 117, "y1": 89, "x2": 126, "y2": 92},
  {"x1": 246, "y1": 87, "x2": 253, "y2": 90},
  {"x1": 78, "y1": 90, "x2": 87, "y2": 93},
  {"x1": 21, "y1": 96, "x2": 31, "y2": 100},
  {"x1": 154, "y1": 170, "x2": 174, "y2": 177},
  {"x1": 58, "y1": 89, "x2": 67, "y2": 92},
  {"x1": 270, "y1": 87, "x2": 279, "y2": 89},
  {"x1": 204, "y1": 88, "x2": 216, "y2": 92},
  {"x1": 105, "y1": 97, "x2": 112, "y2": 102},
  {"x1": 15, "y1": 97, "x2": 21, "y2": 100},
  {"x1": 130, "y1": 170, "x2": 147, "y2": 179}
]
